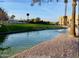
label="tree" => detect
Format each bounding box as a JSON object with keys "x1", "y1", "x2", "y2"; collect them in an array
[
  {"x1": 36, "y1": 17, "x2": 41, "y2": 22},
  {"x1": 26, "y1": 13, "x2": 30, "y2": 22},
  {"x1": 10, "y1": 15, "x2": 15, "y2": 20},
  {"x1": 0, "y1": 8, "x2": 8, "y2": 21},
  {"x1": 63, "y1": 0, "x2": 68, "y2": 26},
  {"x1": 31, "y1": 18, "x2": 36, "y2": 23},
  {"x1": 78, "y1": 0, "x2": 79, "y2": 26},
  {"x1": 32, "y1": 0, "x2": 78, "y2": 37},
  {"x1": 26, "y1": 13, "x2": 30, "y2": 19},
  {"x1": 69, "y1": 0, "x2": 77, "y2": 37},
  {"x1": 0, "y1": 8, "x2": 8, "y2": 24},
  {"x1": 31, "y1": 0, "x2": 59, "y2": 5}
]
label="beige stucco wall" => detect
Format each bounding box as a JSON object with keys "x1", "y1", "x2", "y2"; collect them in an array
[{"x1": 59, "y1": 16, "x2": 78, "y2": 26}]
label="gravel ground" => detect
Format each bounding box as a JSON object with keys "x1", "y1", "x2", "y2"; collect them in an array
[{"x1": 12, "y1": 33, "x2": 79, "y2": 58}]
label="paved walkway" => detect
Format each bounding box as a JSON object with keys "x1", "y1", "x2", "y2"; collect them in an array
[{"x1": 12, "y1": 33, "x2": 79, "y2": 58}]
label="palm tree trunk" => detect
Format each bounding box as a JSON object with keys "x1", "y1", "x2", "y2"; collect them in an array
[
  {"x1": 78, "y1": 1, "x2": 79, "y2": 36},
  {"x1": 65, "y1": 3, "x2": 67, "y2": 16},
  {"x1": 69, "y1": 0, "x2": 77, "y2": 37},
  {"x1": 64, "y1": 3, "x2": 67, "y2": 26},
  {"x1": 78, "y1": 2, "x2": 79, "y2": 25}
]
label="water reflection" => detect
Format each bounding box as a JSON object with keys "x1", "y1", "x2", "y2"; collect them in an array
[
  {"x1": 0, "y1": 35, "x2": 11, "y2": 57},
  {"x1": 0, "y1": 35, "x2": 6, "y2": 45},
  {"x1": 0, "y1": 29, "x2": 66, "y2": 57}
]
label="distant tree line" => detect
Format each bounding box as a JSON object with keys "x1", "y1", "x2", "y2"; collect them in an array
[
  {"x1": 29, "y1": 17, "x2": 50, "y2": 24},
  {"x1": 25, "y1": 17, "x2": 59, "y2": 25},
  {"x1": 0, "y1": 7, "x2": 59, "y2": 25}
]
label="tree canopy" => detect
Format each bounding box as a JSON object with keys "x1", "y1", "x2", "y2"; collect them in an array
[
  {"x1": 0, "y1": 8, "x2": 8, "y2": 21},
  {"x1": 31, "y1": 0, "x2": 59, "y2": 6},
  {"x1": 10, "y1": 15, "x2": 15, "y2": 20}
]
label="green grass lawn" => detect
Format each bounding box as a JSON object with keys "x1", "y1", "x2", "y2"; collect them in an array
[{"x1": 0, "y1": 24, "x2": 66, "y2": 33}]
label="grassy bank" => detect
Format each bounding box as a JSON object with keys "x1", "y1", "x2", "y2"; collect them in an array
[{"x1": 0, "y1": 24, "x2": 66, "y2": 34}]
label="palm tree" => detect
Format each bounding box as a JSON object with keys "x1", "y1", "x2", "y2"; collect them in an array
[
  {"x1": 78, "y1": 1, "x2": 79, "y2": 36},
  {"x1": 32, "y1": 0, "x2": 59, "y2": 4},
  {"x1": 26, "y1": 13, "x2": 30, "y2": 22},
  {"x1": 78, "y1": 0, "x2": 79, "y2": 26},
  {"x1": 32, "y1": 0, "x2": 77, "y2": 37},
  {"x1": 69, "y1": 0, "x2": 77, "y2": 37},
  {"x1": 64, "y1": 0, "x2": 68, "y2": 26}
]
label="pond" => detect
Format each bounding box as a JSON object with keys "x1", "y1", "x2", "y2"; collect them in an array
[{"x1": 0, "y1": 29, "x2": 66, "y2": 57}]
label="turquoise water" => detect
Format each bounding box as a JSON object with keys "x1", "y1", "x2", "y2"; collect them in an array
[{"x1": 0, "y1": 29, "x2": 66, "y2": 57}]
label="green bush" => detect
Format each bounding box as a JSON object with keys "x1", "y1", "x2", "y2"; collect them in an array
[{"x1": 0, "y1": 24, "x2": 8, "y2": 32}]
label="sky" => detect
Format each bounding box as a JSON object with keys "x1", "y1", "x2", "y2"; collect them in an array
[{"x1": 0, "y1": 0, "x2": 78, "y2": 22}]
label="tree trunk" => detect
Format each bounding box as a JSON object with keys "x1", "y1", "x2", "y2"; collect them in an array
[
  {"x1": 78, "y1": 2, "x2": 79, "y2": 37},
  {"x1": 64, "y1": 3, "x2": 67, "y2": 26},
  {"x1": 65, "y1": 3, "x2": 67, "y2": 16},
  {"x1": 78, "y1": 2, "x2": 79, "y2": 25},
  {"x1": 69, "y1": 0, "x2": 77, "y2": 37}
]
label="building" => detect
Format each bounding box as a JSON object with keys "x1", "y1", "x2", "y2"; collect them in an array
[
  {"x1": 59, "y1": 16, "x2": 78, "y2": 26},
  {"x1": 8, "y1": 19, "x2": 27, "y2": 24},
  {"x1": 59, "y1": 15, "x2": 79, "y2": 36}
]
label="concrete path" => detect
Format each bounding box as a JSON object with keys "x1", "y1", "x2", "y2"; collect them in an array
[{"x1": 12, "y1": 34, "x2": 79, "y2": 58}]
